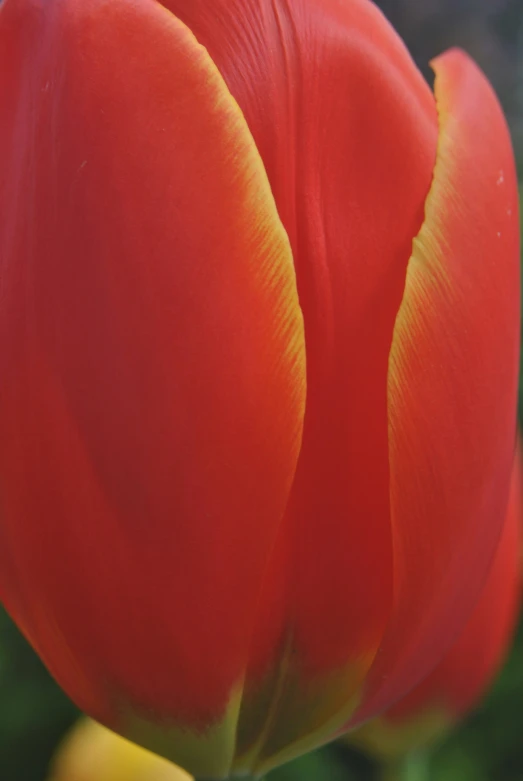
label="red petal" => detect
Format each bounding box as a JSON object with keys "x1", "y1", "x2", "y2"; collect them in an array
[
  {"x1": 161, "y1": 0, "x2": 438, "y2": 766},
  {"x1": 388, "y1": 442, "x2": 522, "y2": 724},
  {"x1": 355, "y1": 49, "x2": 520, "y2": 723},
  {"x1": 0, "y1": 0, "x2": 305, "y2": 743}
]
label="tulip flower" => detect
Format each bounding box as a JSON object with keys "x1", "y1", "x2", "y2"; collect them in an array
[
  {"x1": 48, "y1": 718, "x2": 193, "y2": 781},
  {"x1": 350, "y1": 446, "x2": 522, "y2": 759},
  {"x1": 0, "y1": 0, "x2": 519, "y2": 779}
]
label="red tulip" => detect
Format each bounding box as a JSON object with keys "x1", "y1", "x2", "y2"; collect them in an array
[
  {"x1": 0, "y1": 0, "x2": 519, "y2": 778},
  {"x1": 351, "y1": 445, "x2": 522, "y2": 757}
]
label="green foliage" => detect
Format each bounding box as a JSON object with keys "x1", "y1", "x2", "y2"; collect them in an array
[{"x1": 0, "y1": 610, "x2": 77, "y2": 781}]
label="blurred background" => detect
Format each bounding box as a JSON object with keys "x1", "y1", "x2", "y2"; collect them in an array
[{"x1": 2, "y1": 1, "x2": 523, "y2": 779}]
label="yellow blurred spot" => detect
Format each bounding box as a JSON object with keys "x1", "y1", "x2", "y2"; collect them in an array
[{"x1": 47, "y1": 718, "x2": 193, "y2": 781}]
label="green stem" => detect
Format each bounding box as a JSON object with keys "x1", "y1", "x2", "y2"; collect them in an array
[
  {"x1": 381, "y1": 751, "x2": 431, "y2": 781},
  {"x1": 194, "y1": 777, "x2": 263, "y2": 781}
]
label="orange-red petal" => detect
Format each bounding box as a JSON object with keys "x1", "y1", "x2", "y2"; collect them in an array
[
  {"x1": 0, "y1": 0, "x2": 305, "y2": 743},
  {"x1": 350, "y1": 444, "x2": 522, "y2": 758},
  {"x1": 161, "y1": 0, "x2": 440, "y2": 768},
  {"x1": 355, "y1": 49, "x2": 520, "y2": 723},
  {"x1": 390, "y1": 442, "x2": 521, "y2": 724},
  {"x1": 167, "y1": 0, "x2": 437, "y2": 669}
]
